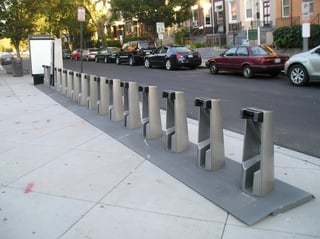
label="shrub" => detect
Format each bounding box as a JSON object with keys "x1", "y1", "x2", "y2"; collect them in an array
[{"x1": 273, "y1": 24, "x2": 320, "y2": 49}]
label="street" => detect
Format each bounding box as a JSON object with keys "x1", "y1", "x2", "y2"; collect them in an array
[{"x1": 21, "y1": 59, "x2": 320, "y2": 158}]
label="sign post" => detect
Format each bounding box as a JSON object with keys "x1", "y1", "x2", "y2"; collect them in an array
[
  {"x1": 301, "y1": 1, "x2": 310, "y2": 51},
  {"x1": 78, "y1": 7, "x2": 85, "y2": 73},
  {"x1": 156, "y1": 22, "x2": 165, "y2": 45}
]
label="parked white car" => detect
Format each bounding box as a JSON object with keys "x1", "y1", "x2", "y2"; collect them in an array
[{"x1": 284, "y1": 45, "x2": 320, "y2": 86}]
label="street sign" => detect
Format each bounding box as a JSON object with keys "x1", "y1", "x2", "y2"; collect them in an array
[
  {"x1": 302, "y1": 23, "x2": 310, "y2": 38},
  {"x1": 248, "y1": 29, "x2": 258, "y2": 40},
  {"x1": 156, "y1": 22, "x2": 165, "y2": 33},
  {"x1": 78, "y1": 7, "x2": 85, "y2": 22},
  {"x1": 301, "y1": 2, "x2": 310, "y2": 23}
]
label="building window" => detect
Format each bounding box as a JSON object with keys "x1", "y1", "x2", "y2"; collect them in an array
[
  {"x1": 263, "y1": 1, "x2": 271, "y2": 26},
  {"x1": 192, "y1": 5, "x2": 199, "y2": 22},
  {"x1": 205, "y1": 11, "x2": 212, "y2": 26},
  {"x1": 304, "y1": 0, "x2": 314, "y2": 14},
  {"x1": 203, "y1": 3, "x2": 212, "y2": 27},
  {"x1": 230, "y1": 2, "x2": 238, "y2": 21},
  {"x1": 191, "y1": 5, "x2": 199, "y2": 27},
  {"x1": 215, "y1": 1, "x2": 224, "y2": 24},
  {"x1": 282, "y1": 0, "x2": 290, "y2": 18},
  {"x1": 246, "y1": 0, "x2": 253, "y2": 19}
]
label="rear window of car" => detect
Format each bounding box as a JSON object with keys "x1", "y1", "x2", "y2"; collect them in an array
[
  {"x1": 139, "y1": 42, "x2": 155, "y2": 49},
  {"x1": 88, "y1": 48, "x2": 98, "y2": 52},
  {"x1": 250, "y1": 46, "x2": 269, "y2": 56},
  {"x1": 108, "y1": 47, "x2": 119, "y2": 52},
  {"x1": 172, "y1": 47, "x2": 191, "y2": 53}
]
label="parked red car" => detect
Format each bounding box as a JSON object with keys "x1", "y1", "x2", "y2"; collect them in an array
[
  {"x1": 205, "y1": 45, "x2": 289, "y2": 78},
  {"x1": 70, "y1": 49, "x2": 81, "y2": 60}
]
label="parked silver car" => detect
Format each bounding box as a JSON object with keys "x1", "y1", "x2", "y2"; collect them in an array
[{"x1": 284, "y1": 45, "x2": 320, "y2": 86}]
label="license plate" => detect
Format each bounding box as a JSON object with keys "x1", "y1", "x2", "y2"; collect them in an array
[
  {"x1": 274, "y1": 58, "x2": 280, "y2": 63},
  {"x1": 188, "y1": 54, "x2": 193, "y2": 58}
]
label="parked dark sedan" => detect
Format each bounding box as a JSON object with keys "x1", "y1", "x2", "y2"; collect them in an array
[
  {"x1": 205, "y1": 45, "x2": 289, "y2": 78},
  {"x1": 95, "y1": 47, "x2": 120, "y2": 63},
  {"x1": 0, "y1": 52, "x2": 13, "y2": 65},
  {"x1": 144, "y1": 46, "x2": 202, "y2": 70}
]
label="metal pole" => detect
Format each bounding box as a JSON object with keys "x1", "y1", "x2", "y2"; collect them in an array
[{"x1": 80, "y1": 21, "x2": 83, "y2": 73}]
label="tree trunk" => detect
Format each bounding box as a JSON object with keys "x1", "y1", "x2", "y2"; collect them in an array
[
  {"x1": 97, "y1": 22, "x2": 107, "y2": 48},
  {"x1": 13, "y1": 40, "x2": 21, "y2": 58}
]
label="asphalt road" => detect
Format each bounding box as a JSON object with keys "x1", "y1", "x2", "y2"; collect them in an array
[{"x1": 22, "y1": 59, "x2": 320, "y2": 158}]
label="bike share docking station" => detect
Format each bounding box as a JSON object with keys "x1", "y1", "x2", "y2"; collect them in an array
[
  {"x1": 194, "y1": 98, "x2": 225, "y2": 171},
  {"x1": 139, "y1": 85, "x2": 162, "y2": 139},
  {"x1": 108, "y1": 79, "x2": 123, "y2": 122},
  {"x1": 39, "y1": 65, "x2": 314, "y2": 226},
  {"x1": 121, "y1": 81, "x2": 141, "y2": 129},
  {"x1": 162, "y1": 90, "x2": 189, "y2": 153},
  {"x1": 240, "y1": 107, "x2": 274, "y2": 196}
]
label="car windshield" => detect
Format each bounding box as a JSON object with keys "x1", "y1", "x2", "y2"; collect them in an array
[
  {"x1": 2, "y1": 53, "x2": 11, "y2": 57},
  {"x1": 139, "y1": 42, "x2": 155, "y2": 48},
  {"x1": 172, "y1": 47, "x2": 192, "y2": 53}
]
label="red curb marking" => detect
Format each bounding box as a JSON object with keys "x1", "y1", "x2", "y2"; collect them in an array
[{"x1": 24, "y1": 183, "x2": 34, "y2": 194}]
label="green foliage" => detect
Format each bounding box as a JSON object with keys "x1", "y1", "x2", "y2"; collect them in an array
[
  {"x1": 0, "y1": 0, "x2": 40, "y2": 55},
  {"x1": 174, "y1": 27, "x2": 190, "y2": 45},
  {"x1": 273, "y1": 24, "x2": 320, "y2": 49},
  {"x1": 111, "y1": 0, "x2": 197, "y2": 33},
  {"x1": 191, "y1": 42, "x2": 208, "y2": 48},
  {"x1": 122, "y1": 36, "x2": 153, "y2": 43},
  {"x1": 106, "y1": 39, "x2": 122, "y2": 48}
]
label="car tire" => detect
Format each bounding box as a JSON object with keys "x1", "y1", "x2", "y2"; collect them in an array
[
  {"x1": 129, "y1": 56, "x2": 135, "y2": 66},
  {"x1": 209, "y1": 62, "x2": 219, "y2": 74},
  {"x1": 288, "y1": 64, "x2": 309, "y2": 86},
  {"x1": 144, "y1": 58, "x2": 152, "y2": 68},
  {"x1": 115, "y1": 56, "x2": 120, "y2": 65},
  {"x1": 243, "y1": 65, "x2": 253, "y2": 78},
  {"x1": 165, "y1": 59, "x2": 172, "y2": 70}
]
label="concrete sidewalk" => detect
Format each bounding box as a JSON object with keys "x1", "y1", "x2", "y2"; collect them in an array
[{"x1": 0, "y1": 71, "x2": 319, "y2": 239}]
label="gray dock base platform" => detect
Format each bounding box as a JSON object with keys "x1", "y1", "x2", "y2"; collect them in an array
[{"x1": 38, "y1": 85, "x2": 314, "y2": 225}]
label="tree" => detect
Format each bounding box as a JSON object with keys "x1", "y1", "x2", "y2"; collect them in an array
[
  {"x1": 83, "y1": 0, "x2": 113, "y2": 48},
  {"x1": 0, "y1": 0, "x2": 40, "y2": 57},
  {"x1": 111, "y1": 0, "x2": 196, "y2": 35},
  {"x1": 38, "y1": 0, "x2": 96, "y2": 50}
]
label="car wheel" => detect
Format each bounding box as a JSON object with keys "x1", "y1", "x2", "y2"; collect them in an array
[
  {"x1": 243, "y1": 65, "x2": 253, "y2": 78},
  {"x1": 209, "y1": 62, "x2": 219, "y2": 74},
  {"x1": 144, "y1": 58, "x2": 152, "y2": 68},
  {"x1": 129, "y1": 56, "x2": 135, "y2": 66},
  {"x1": 115, "y1": 56, "x2": 120, "y2": 65},
  {"x1": 165, "y1": 59, "x2": 172, "y2": 70},
  {"x1": 288, "y1": 64, "x2": 309, "y2": 86}
]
